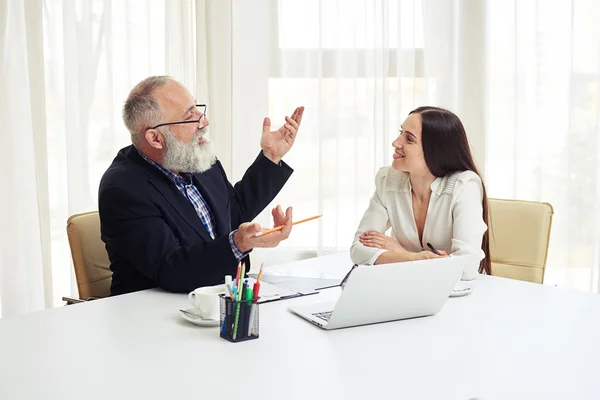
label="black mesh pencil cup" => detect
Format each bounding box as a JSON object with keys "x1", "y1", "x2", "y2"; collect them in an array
[{"x1": 219, "y1": 294, "x2": 259, "y2": 342}]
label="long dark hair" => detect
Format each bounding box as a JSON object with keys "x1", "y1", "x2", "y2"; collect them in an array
[{"x1": 409, "y1": 106, "x2": 491, "y2": 275}]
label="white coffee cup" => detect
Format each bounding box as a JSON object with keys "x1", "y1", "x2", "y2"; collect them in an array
[{"x1": 188, "y1": 284, "x2": 226, "y2": 320}]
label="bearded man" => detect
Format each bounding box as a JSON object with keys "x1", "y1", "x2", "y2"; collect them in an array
[{"x1": 98, "y1": 76, "x2": 304, "y2": 295}]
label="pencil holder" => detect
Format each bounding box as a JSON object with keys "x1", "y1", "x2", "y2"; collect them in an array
[{"x1": 219, "y1": 294, "x2": 259, "y2": 343}]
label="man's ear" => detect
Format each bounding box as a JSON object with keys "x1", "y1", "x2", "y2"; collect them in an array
[{"x1": 145, "y1": 128, "x2": 164, "y2": 150}]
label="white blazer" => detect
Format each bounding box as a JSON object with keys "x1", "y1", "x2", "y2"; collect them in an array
[{"x1": 350, "y1": 166, "x2": 487, "y2": 280}]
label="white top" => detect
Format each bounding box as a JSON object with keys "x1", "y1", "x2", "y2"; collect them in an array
[
  {"x1": 350, "y1": 166, "x2": 487, "y2": 279},
  {"x1": 1, "y1": 253, "x2": 600, "y2": 400}
]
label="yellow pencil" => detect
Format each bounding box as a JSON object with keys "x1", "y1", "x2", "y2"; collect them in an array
[
  {"x1": 260, "y1": 215, "x2": 322, "y2": 235},
  {"x1": 257, "y1": 263, "x2": 265, "y2": 283}
]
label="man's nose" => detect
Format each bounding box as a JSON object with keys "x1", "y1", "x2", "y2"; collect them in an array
[{"x1": 200, "y1": 116, "x2": 209, "y2": 128}]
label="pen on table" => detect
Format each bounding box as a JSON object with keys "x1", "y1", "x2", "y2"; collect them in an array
[
  {"x1": 259, "y1": 215, "x2": 322, "y2": 235},
  {"x1": 426, "y1": 242, "x2": 441, "y2": 255}
]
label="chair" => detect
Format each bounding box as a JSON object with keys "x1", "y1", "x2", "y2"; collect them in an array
[
  {"x1": 66, "y1": 211, "x2": 112, "y2": 300},
  {"x1": 488, "y1": 198, "x2": 554, "y2": 284}
]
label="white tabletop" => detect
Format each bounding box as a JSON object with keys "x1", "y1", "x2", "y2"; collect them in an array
[
  {"x1": 260, "y1": 252, "x2": 355, "y2": 279},
  {"x1": 1, "y1": 254, "x2": 600, "y2": 399}
]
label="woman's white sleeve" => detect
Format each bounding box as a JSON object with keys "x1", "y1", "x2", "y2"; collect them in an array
[
  {"x1": 451, "y1": 174, "x2": 487, "y2": 280},
  {"x1": 350, "y1": 168, "x2": 391, "y2": 265}
]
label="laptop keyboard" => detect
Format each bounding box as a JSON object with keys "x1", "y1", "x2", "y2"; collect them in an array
[{"x1": 312, "y1": 311, "x2": 333, "y2": 322}]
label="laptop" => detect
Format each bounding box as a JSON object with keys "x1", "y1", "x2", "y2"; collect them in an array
[{"x1": 288, "y1": 255, "x2": 469, "y2": 330}]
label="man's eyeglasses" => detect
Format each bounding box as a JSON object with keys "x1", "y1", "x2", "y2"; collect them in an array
[{"x1": 150, "y1": 104, "x2": 207, "y2": 130}]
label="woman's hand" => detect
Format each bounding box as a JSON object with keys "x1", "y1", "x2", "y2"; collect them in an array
[
  {"x1": 415, "y1": 249, "x2": 448, "y2": 260},
  {"x1": 359, "y1": 231, "x2": 406, "y2": 253}
]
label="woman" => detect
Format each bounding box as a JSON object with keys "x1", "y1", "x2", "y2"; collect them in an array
[{"x1": 350, "y1": 106, "x2": 490, "y2": 279}]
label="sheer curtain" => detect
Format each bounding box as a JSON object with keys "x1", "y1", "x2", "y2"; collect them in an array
[
  {"x1": 42, "y1": 0, "x2": 169, "y2": 311},
  {"x1": 0, "y1": 0, "x2": 232, "y2": 317},
  {"x1": 1, "y1": 0, "x2": 51, "y2": 316},
  {"x1": 42, "y1": 0, "x2": 232, "y2": 310},
  {"x1": 421, "y1": 0, "x2": 600, "y2": 291},
  {"x1": 3, "y1": 0, "x2": 600, "y2": 319},
  {"x1": 235, "y1": 0, "x2": 433, "y2": 266},
  {"x1": 238, "y1": 0, "x2": 600, "y2": 292},
  {"x1": 485, "y1": 0, "x2": 600, "y2": 291}
]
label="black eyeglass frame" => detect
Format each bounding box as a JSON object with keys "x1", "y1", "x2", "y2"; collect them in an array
[{"x1": 150, "y1": 104, "x2": 207, "y2": 130}]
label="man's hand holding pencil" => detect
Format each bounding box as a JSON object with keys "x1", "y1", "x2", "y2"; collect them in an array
[{"x1": 233, "y1": 205, "x2": 321, "y2": 253}]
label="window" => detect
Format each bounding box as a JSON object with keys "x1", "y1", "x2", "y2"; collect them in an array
[{"x1": 245, "y1": 1, "x2": 432, "y2": 256}]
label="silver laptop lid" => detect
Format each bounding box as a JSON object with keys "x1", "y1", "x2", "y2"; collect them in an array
[{"x1": 326, "y1": 255, "x2": 471, "y2": 329}]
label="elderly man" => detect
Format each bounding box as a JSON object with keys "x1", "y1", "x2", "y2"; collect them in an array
[{"x1": 99, "y1": 76, "x2": 304, "y2": 295}]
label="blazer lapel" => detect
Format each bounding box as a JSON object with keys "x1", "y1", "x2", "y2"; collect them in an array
[
  {"x1": 148, "y1": 178, "x2": 213, "y2": 242},
  {"x1": 126, "y1": 147, "x2": 213, "y2": 242}
]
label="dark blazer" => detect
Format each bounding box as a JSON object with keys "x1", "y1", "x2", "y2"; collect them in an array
[{"x1": 98, "y1": 145, "x2": 293, "y2": 296}]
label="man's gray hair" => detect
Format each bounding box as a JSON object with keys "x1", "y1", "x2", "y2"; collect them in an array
[{"x1": 122, "y1": 75, "x2": 174, "y2": 146}]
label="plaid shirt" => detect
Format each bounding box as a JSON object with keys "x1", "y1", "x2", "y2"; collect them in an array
[{"x1": 138, "y1": 150, "x2": 245, "y2": 261}]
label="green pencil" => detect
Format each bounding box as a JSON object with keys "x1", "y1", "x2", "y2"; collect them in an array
[{"x1": 232, "y1": 263, "x2": 246, "y2": 340}]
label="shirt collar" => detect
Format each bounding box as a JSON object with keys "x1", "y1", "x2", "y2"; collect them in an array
[
  {"x1": 135, "y1": 147, "x2": 188, "y2": 185},
  {"x1": 387, "y1": 168, "x2": 444, "y2": 195}
]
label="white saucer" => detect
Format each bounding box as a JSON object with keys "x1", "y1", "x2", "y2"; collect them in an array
[
  {"x1": 179, "y1": 308, "x2": 220, "y2": 327},
  {"x1": 450, "y1": 281, "x2": 473, "y2": 297}
]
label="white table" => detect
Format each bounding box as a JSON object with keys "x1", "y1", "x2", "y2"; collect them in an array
[{"x1": 1, "y1": 253, "x2": 600, "y2": 399}]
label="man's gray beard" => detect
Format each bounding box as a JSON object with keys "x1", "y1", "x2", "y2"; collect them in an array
[{"x1": 162, "y1": 127, "x2": 217, "y2": 173}]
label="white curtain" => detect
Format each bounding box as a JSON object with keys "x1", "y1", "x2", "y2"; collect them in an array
[
  {"x1": 0, "y1": 0, "x2": 51, "y2": 316},
  {"x1": 234, "y1": 0, "x2": 485, "y2": 267},
  {"x1": 3, "y1": 0, "x2": 600, "y2": 318},
  {"x1": 484, "y1": 0, "x2": 600, "y2": 291},
  {"x1": 237, "y1": 0, "x2": 600, "y2": 291},
  {"x1": 236, "y1": 0, "x2": 435, "y2": 266},
  {"x1": 421, "y1": 0, "x2": 487, "y2": 170},
  {"x1": 0, "y1": 0, "x2": 232, "y2": 317},
  {"x1": 421, "y1": 0, "x2": 600, "y2": 291}
]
